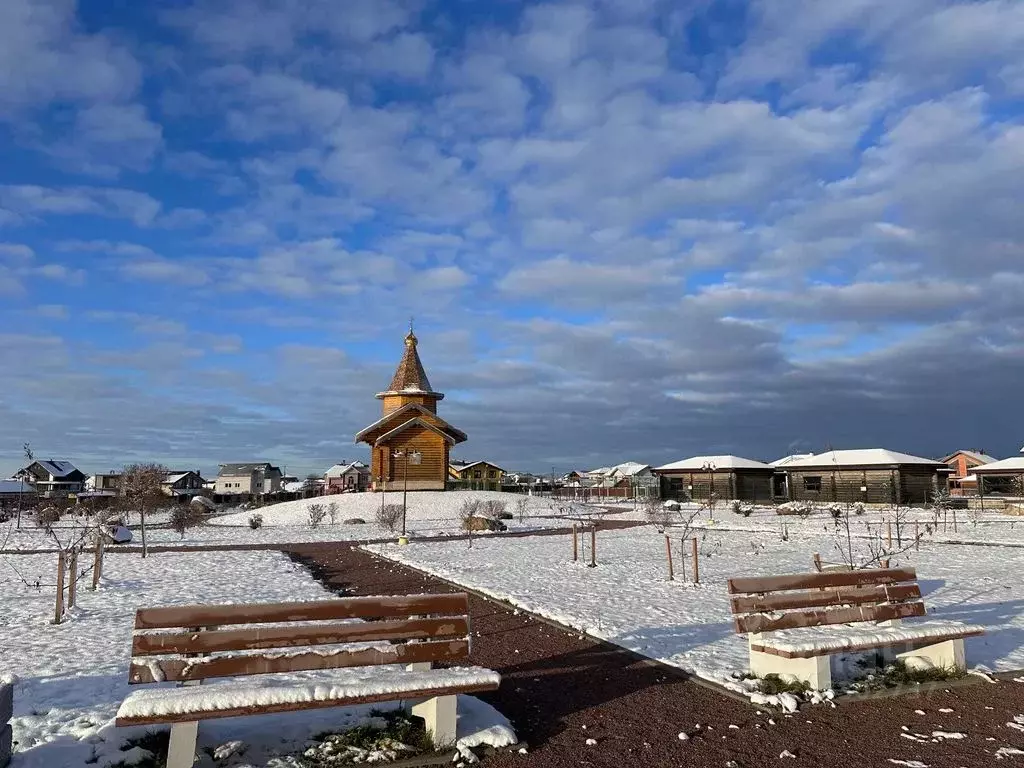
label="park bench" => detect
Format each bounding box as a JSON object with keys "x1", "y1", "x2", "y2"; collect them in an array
[
  {"x1": 728, "y1": 567, "x2": 984, "y2": 690},
  {"x1": 116, "y1": 592, "x2": 500, "y2": 768}
]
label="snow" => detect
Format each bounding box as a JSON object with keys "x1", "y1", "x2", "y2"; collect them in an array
[
  {"x1": 782, "y1": 449, "x2": 942, "y2": 468},
  {"x1": 116, "y1": 666, "x2": 500, "y2": 720},
  {"x1": 753, "y1": 621, "x2": 979, "y2": 656},
  {"x1": 366, "y1": 520, "x2": 1024, "y2": 690},
  {"x1": 655, "y1": 455, "x2": 773, "y2": 471},
  {"x1": 974, "y1": 456, "x2": 1024, "y2": 472}
]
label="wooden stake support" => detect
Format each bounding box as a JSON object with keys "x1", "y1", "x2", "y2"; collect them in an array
[
  {"x1": 691, "y1": 537, "x2": 699, "y2": 584},
  {"x1": 665, "y1": 535, "x2": 674, "y2": 581},
  {"x1": 915, "y1": 522, "x2": 920, "y2": 551},
  {"x1": 54, "y1": 551, "x2": 66, "y2": 625},
  {"x1": 572, "y1": 524, "x2": 578, "y2": 562},
  {"x1": 679, "y1": 538, "x2": 687, "y2": 583},
  {"x1": 67, "y1": 550, "x2": 78, "y2": 610},
  {"x1": 887, "y1": 521, "x2": 893, "y2": 549},
  {"x1": 952, "y1": 510, "x2": 957, "y2": 533},
  {"x1": 92, "y1": 535, "x2": 104, "y2": 590},
  {"x1": 588, "y1": 526, "x2": 597, "y2": 568}
]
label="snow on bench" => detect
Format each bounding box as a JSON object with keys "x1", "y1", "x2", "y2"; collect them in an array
[
  {"x1": 116, "y1": 593, "x2": 500, "y2": 768},
  {"x1": 728, "y1": 567, "x2": 984, "y2": 689}
]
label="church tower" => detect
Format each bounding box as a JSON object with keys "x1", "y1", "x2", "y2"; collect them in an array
[{"x1": 355, "y1": 329, "x2": 467, "y2": 491}]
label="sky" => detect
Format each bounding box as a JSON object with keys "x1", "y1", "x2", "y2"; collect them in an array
[{"x1": 1, "y1": 0, "x2": 1023, "y2": 479}]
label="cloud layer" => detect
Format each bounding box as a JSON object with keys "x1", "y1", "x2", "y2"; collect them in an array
[{"x1": 1, "y1": 0, "x2": 1022, "y2": 476}]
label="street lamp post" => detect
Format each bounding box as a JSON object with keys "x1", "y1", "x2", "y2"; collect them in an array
[{"x1": 393, "y1": 449, "x2": 422, "y2": 541}]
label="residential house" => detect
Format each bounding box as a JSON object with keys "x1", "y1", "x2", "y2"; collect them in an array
[
  {"x1": 355, "y1": 329, "x2": 467, "y2": 491},
  {"x1": 215, "y1": 463, "x2": 284, "y2": 496},
  {"x1": 940, "y1": 450, "x2": 999, "y2": 495},
  {"x1": 15, "y1": 460, "x2": 86, "y2": 498},
  {"x1": 325, "y1": 461, "x2": 370, "y2": 493},
  {"x1": 86, "y1": 472, "x2": 122, "y2": 494},
  {"x1": 163, "y1": 470, "x2": 207, "y2": 501},
  {"x1": 779, "y1": 449, "x2": 949, "y2": 505},
  {"x1": 0, "y1": 479, "x2": 36, "y2": 513},
  {"x1": 449, "y1": 460, "x2": 505, "y2": 491},
  {"x1": 973, "y1": 454, "x2": 1024, "y2": 497},
  {"x1": 654, "y1": 455, "x2": 775, "y2": 502}
]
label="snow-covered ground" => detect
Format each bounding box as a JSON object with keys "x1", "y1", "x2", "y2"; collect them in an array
[
  {"x1": 0, "y1": 549, "x2": 511, "y2": 767},
  {"x1": 366, "y1": 522, "x2": 1024, "y2": 692},
  {"x1": 0, "y1": 491, "x2": 568, "y2": 551}
]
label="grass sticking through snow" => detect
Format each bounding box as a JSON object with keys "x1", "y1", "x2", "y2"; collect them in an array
[
  {"x1": 755, "y1": 673, "x2": 812, "y2": 696},
  {"x1": 847, "y1": 659, "x2": 968, "y2": 693}
]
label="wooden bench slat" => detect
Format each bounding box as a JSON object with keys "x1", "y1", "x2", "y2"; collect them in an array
[
  {"x1": 134, "y1": 593, "x2": 469, "y2": 630},
  {"x1": 133, "y1": 617, "x2": 469, "y2": 656},
  {"x1": 728, "y1": 567, "x2": 917, "y2": 595},
  {"x1": 115, "y1": 678, "x2": 501, "y2": 727},
  {"x1": 750, "y1": 627, "x2": 986, "y2": 659},
  {"x1": 129, "y1": 638, "x2": 470, "y2": 684},
  {"x1": 730, "y1": 584, "x2": 921, "y2": 615},
  {"x1": 734, "y1": 600, "x2": 926, "y2": 634}
]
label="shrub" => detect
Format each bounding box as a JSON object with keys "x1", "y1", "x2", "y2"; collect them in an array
[
  {"x1": 853, "y1": 502, "x2": 866, "y2": 516},
  {"x1": 479, "y1": 500, "x2": 508, "y2": 519},
  {"x1": 731, "y1": 500, "x2": 754, "y2": 517},
  {"x1": 777, "y1": 501, "x2": 814, "y2": 517},
  {"x1": 458, "y1": 499, "x2": 481, "y2": 522},
  {"x1": 376, "y1": 503, "x2": 403, "y2": 533},
  {"x1": 827, "y1": 504, "x2": 844, "y2": 519},
  {"x1": 308, "y1": 503, "x2": 327, "y2": 528},
  {"x1": 169, "y1": 505, "x2": 203, "y2": 539},
  {"x1": 35, "y1": 505, "x2": 60, "y2": 532},
  {"x1": 248, "y1": 513, "x2": 263, "y2": 530},
  {"x1": 757, "y1": 673, "x2": 811, "y2": 696},
  {"x1": 327, "y1": 501, "x2": 339, "y2": 526},
  {"x1": 515, "y1": 497, "x2": 529, "y2": 523}
]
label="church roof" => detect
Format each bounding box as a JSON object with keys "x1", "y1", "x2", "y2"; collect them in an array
[
  {"x1": 354, "y1": 402, "x2": 467, "y2": 445},
  {"x1": 377, "y1": 330, "x2": 443, "y2": 399}
]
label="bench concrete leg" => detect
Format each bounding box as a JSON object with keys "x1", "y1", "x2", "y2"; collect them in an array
[
  {"x1": 412, "y1": 695, "x2": 457, "y2": 748},
  {"x1": 750, "y1": 647, "x2": 832, "y2": 690},
  {"x1": 897, "y1": 638, "x2": 966, "y2": 671},
  {"x1": 166, "y1": 720, "x2": 199, "y2": 768}
]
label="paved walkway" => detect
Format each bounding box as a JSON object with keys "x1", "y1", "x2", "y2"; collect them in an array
[{"x1": 289, "y1": 542, "x2": 1024, "y2": 768}]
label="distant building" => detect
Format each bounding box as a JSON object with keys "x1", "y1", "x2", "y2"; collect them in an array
[
  {"x1": 779, "y1": 449, "x2": 949, "y2": 505},
  {"x1": 973, "y1": 455, "x2": 1024, "y2": 497},
  {"x1": 215, "y1": 463, "x2": 283, "y2": 495},
  {"x1": 355, "y1": 329, "x2": 467, "y2": 491},
  {"x1": 86, "y1": 473, "x2": 123, "y2": 493},
  {"x1": 769, "y1": 454, "x2": 815, "y2": 468},
  {"x1": 325, "y1": 461, "x2": 370, "y2": 493},
  {"x1": 15, "y1": 460, "x2": 86, "y2": 499},
  {"x1": 163, "y1": 470, "x2": 207, "y2": 501},
  {"x1": 654, "y1": 455, "x2": 775, "y2": 502},
  {"x1": 940, "y1": 450, "x2": 999, "y2": 496},
  {"x1": 0, "y1": 479, "x2": 36, "y2": 512},
  {"x1": 449, "y1": 460, "x2": 505, "y2": 491}
]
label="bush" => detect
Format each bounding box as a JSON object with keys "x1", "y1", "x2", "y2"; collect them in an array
[
  {"x1": 478, "y1": 500, "x2": 507, "y2": 519},
  {"x1": 35, "y1": 505, "x2": 60, "y2": 532},
  {"x1": 827, "y1": 504, "x2": 844, "y2": 519},
  {"x1": 169, "y1": 505, "x2": 203, "y2": 539},
  {"x1": 757, "y1": 673, "x2": 811, "y2": 696},
  {"x1": 308, "y1": 503, "x2": 327, "y2": 528},
  {"x1": 376, "y1": 503, "x2": 403, "y2": 533},
  {"x1": 327, "y1": 501, "x2": 339, "y2": 525},
  {"x1": 458, "y1": 499, "x2": 481, "y2": 522},
  {"x1": 248, "y1": 513, "x2": 263, "y2": 530},
  {"x1": 515, "y1": 497, "x2": 530, "y2": 523},
  {"x1": 731, "y1": 500, "x2": 754, "y2": 517},
  {"x1": 853, "y1": 502, "x2": 866, "y2": 516},
  {"x1": 777, "y1": 501, "x2": 814, "y2": 517}
]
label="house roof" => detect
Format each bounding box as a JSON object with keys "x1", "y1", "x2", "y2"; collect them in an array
[
  {"x1": 940, "y1": 450, "x2": 1000, "y2": 465},
  {"x1": 769, "y1": 453, "x2": 816, "y2": 467},
  {"x1": 325, "y1": 461, "x2": 369, "y2": 477},
  {"x1": 451, "y1": 460, "x2": 506, "y2": 473},
  {"x1": 218, "y1": 462, "x2": 280, "y2": 476},
  {"x1": 782, "y1": 449, "x2": 945, "y2": 469},
  {"x1": 654, "y1": 455, "x2": 773, "y2": 471},
  {"x1": 609, "y1": 461, "x2": 651, "y2": 476},
  {"x1": 35, "y1": 460, "x2": 80, "y2": 478},
  {"x1": 375, "y1": 331, "x2": 443, "y2": 400},
  {"x1": 355, "y1": 403, "x2": 467, "y2": 444},
  {"x1": 0, "y1": 479, "x2": 34, "y2": 494},
  {"x1": 973, "y1": 456, "x2": 1024, "y2": 473}
]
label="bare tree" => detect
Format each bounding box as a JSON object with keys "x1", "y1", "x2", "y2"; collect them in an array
[
  {"x1": 327, "y1": 501, "x2": 339, "y2": 526},
  {"x1": 515, "y1": 497, "x2": 529, "y2": 524},
  {"x1": 376, "y1": 503, "x2": 403, "y2": 533},
  {"x1": 308, "y1": 503, "x2": 327, "y2": 528},
  {"x1": 122, "y1": 463, "x2": 167, "y2": 558},
  {"x1": 458, "y1": 498, "x2": 481, "y2": 548}
]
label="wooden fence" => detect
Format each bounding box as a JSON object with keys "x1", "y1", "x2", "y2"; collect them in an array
[{"x1": 1, "y1": 678, "x2": 12, "y2": 768}]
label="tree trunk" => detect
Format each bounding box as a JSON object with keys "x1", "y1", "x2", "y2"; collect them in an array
[{"x1": 140, "y1": 508, "x2": 149, "y2": 558}]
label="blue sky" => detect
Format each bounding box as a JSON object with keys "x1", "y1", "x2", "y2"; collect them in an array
[{"x1": 2, "y1": 0, "x2": 1023, "y2": 478}]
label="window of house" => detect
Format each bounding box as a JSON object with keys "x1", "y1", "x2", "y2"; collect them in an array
[
  {"x1": 804, "y1": 476, "x2": 822, "y2": 492},
  {"x1": 473, "y1": 471, "x2": 482, "y2": 479},
  {"x1": 488, "y1": 471, "x2": 496, "y2": 478}
]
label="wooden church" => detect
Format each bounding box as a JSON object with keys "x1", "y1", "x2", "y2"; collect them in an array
[{"x1": 355, "y1": 328, "x2": 467, "y2": 491}]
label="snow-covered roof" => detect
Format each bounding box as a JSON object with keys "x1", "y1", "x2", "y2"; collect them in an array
[
  {"x1": 940, "y1": 450, "x2": 1000, "y2": 465},
  {"x1": 0, "y1": 479, "x2": 34, "y2": 494},
  {"x1": 450, "y1": 460, "x2": 506, "y2": 473},
  {"x1": 782, "y1": 449, "x2": 944, "y2": 468},
  {"x1": 769, "y1": 454, "x2": 815, "y2": 467},
  {"x1": 609, "y1": 461, "x2": 651, "y2": 477},
  {"x1": 324, "y1": 462, "x2": 368, "y2": 477},
  {"x1": 163, "y1": 472, "x2": 189, "y2": 485},
  {"x1": 284, "y1": 481, "x2": 306, "y2": 493},
  {"x1": 654, "y1": 455, "x2": 773, "y2": 471},
  {"x1": 973, "y1": 456, "x2": 1024, "y2": 473},
  {"x1": 36, "y1": 460, "x2": 79, "y2": 478}
]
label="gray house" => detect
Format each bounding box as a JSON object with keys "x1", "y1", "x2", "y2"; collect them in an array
[
  {"x1": 215, "y1": 463, "x2": 283, "y2": 496},
  {"x1": 15, "y1": 460, "x2": 86, "y2": 498}
]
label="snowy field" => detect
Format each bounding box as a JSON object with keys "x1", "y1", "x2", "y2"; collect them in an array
[
  {"x1": 0, "y1": 491, "x2": 568, "y2": 551},
  {"x1": 366, "y1": 522, "x2": 1024, "y2": 692},
  {"x1": 0, "y1": 549, "x2": 511, "y2": 766}
]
